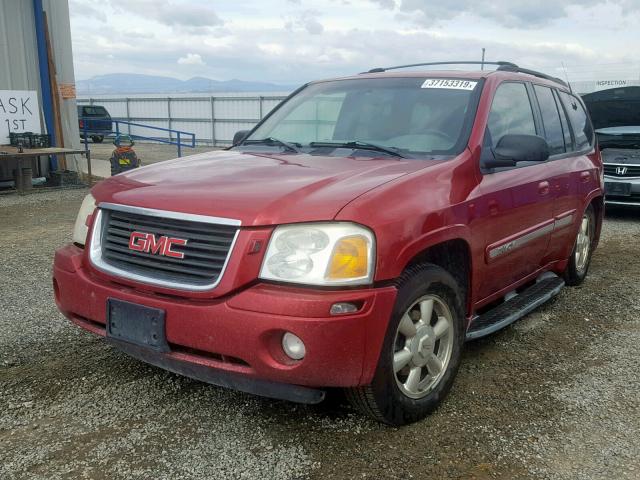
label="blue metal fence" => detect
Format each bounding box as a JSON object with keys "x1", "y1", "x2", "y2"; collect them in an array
[{"x1": 80, "y1": 118, "x2": 196, "y2": 158}]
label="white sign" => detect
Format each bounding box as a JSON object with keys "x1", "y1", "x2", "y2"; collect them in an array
[
  {"x1": 421, "y1": 79, "x2": 478, "y2": 90},
  {"x1": 0, "y1": 90, "x2": 41, "y2": 145}
]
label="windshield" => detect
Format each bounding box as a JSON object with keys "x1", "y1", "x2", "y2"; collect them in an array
[{"x1": 243, "y1": 77, "x2": 482, "y2": 157}]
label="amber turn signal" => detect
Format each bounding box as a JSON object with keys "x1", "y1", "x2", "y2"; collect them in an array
[{"x1": 326, "y1": 235, "x2": 369, "y2": 280}]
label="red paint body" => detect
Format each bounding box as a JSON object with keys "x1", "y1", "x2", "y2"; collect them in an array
[{"x1": 53, "y1": 70, "x2": 604, "y2": 389}]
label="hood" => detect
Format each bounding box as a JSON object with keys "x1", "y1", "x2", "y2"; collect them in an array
[
  {"x1": 92, "y1": 150, "x2": 437, "y2": 226},
  {"x1": 583, "y1": 86, "x2": 640, "y2": 130}
]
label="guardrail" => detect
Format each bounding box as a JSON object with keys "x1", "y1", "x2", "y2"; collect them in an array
[
  {"x1": 77, "y1": 94, "x2": 289, "y2": 147},
  {"x1": 80, "y1": 117, "x2": 196, "y2": 158}
]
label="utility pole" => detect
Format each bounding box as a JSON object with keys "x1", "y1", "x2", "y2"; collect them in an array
[{"x1": 481, "y1": 48, "x2": 486, "y2": 70}]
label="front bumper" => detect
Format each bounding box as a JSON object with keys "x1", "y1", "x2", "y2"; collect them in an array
[
  {"x1": 604, "y1": 174, "x2": 640, "y2": 206},
  {"x1": 53, "y1": 244, "x2": 397, "y2": 401}
]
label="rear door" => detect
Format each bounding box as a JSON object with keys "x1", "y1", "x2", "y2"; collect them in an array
[
  {"x1": 544, "y1": 90, "x2": 597, "y2": 262},
  {"x1": 474, "y1": 82, "x2": 556, "y2": 302},
  {"x1": 530, "y1": 85, "x2": 578, "y2": 263}
]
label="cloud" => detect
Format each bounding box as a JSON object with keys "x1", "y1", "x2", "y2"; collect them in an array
[
  {"x1": 69, "y1": 0, "x2": 640, "y2": 85},
  {"x1": 107, "y1": 0, "x2": 223, "y2": 28},
  {"x1": 177, "y1": 53, "x2": 205, "y2": 65},
  {"x1": 371, "y1": 0, "x2": 640, "y2": 28},
  {"x1": 69, "y1": 0, "x2": 107, "y2": 22},
  {"x1": 285, "y1": 10, "x2": 325, "y2": 35}
]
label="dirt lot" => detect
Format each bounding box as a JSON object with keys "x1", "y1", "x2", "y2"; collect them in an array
[
  {"x1": 1, "y1": 189, "x2": 639, "y2": 480},
  {"x1": 88, "y1": 141, "x2": 219, "y2": 165}
]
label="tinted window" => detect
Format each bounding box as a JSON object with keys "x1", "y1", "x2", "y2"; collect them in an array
[
  {"x1": 247, "y1": 77, "x2": 481, "y2": 156},
  {"x1": 534, "y1": 85, "x2": 565, "y2": 155},
  {"x1": 554, "y1": 90, "x2": 573, "y2": 150},
  {"x1": 558, "y1": 91, "x2": 593, "y2": 151},
  {"x1": 487, "y1": 83, "x2": 536, "y2": 147}
]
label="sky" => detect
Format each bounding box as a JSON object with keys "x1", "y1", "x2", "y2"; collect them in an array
[{"x1": 68, "y1": 0, "x2": 640, "y2": 85}]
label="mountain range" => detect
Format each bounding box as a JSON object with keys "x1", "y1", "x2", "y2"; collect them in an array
[{"x1": 76, "y1": 74, "x2": 295, "y2": 95}]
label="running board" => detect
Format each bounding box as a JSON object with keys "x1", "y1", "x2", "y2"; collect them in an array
[{"x1": 466, "y1": 273, "x2": 565, "y2": 341}]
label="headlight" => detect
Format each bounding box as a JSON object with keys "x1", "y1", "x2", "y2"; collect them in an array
[
  {"x1": 259, "y1": 223, "x2": 375, "y2": 286},
  {"x1": 72, "y1": 193, "x2": 96, "y2": 245}
]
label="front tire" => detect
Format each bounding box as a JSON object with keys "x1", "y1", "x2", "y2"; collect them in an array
[
  {"x1": 563, "y1": 204, "x2": 595, "y2": 286},
  {"x1": 91, "y1": 135, "x2": 104, "y2": 143},
  {"x1": 345, "y1": 264, "x2": 465, "y2": 425}
]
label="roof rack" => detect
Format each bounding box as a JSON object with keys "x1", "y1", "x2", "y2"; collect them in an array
[
  {"x1": 495, "y1": 64, "x2": 570, "y2": 89},
  {"x1": 363, "y1": 60, "x2": 571, "y2": 90},
  {"x1": 364, "y1": 61, "x2": 517, "y2": 74}
]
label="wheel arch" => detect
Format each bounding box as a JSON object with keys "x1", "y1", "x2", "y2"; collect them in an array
[{"x1": 401, "y1": 237, "x2": 473, "y2": 316}]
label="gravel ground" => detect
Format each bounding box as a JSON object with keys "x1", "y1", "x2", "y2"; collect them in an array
[{"x1": 1, "y1": 189, "x2": 639, "y2": 479}]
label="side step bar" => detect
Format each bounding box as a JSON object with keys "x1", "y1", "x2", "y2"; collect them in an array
[{"x1": 466, "y1": 273, "x2": 565, "y2": 341}]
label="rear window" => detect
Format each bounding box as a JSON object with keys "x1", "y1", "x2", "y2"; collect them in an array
[
  {"x1": 558, "y1": 92, "x2": 593, "y2": 151},
  {"x1": 81, "y1": 106, "x2": 109, "y2": 117}
]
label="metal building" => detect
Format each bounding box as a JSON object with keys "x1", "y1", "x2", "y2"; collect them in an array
[{"x1": 0, "y1": 0, "x2": 80, "y2": 181}]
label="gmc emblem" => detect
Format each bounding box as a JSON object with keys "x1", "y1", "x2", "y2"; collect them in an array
[{"x1": 128, "y1": 231, "x2": 188, "y2": 259}]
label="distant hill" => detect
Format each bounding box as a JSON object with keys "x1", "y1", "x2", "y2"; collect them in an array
[{"x1": 77, "y1": 74, "x2": 294, "y2": 95}]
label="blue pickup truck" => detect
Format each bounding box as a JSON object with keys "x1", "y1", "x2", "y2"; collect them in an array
[{"x1": 77, "y1": 105, "x2": 113, "y2": 143}]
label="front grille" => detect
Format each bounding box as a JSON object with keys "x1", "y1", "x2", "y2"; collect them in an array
[
  {"x1": 604, "y1": 164, "x2": 640, "y2": 177},
  {"x1": 95, "y1": 205, "x2": 239, "y2": 290}
]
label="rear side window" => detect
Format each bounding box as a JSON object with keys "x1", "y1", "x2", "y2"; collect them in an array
[
  {"x1": 487, "y1": 82, "x2": 536, "y2": 147},
  {"x1": 558, "y1": 92, "x2": 593, "y2": 151},
  {"x1": 554, "y1": 90, "x2": 573, "y2": 150},
  {"x1": 534, "y1": 85, "x2": 565, "y2": 155}
]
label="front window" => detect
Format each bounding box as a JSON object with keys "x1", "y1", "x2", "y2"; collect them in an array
[{"x1": 242, "y1": 77, "x2": 482, "y2": 158}]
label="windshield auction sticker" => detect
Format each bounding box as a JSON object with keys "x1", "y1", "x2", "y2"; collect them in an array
[{"x1": 421, "y1": 79, "x2": 478, "y2": 90}]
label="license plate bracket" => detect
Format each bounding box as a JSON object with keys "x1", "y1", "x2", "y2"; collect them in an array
[
  {"x1": 605, "y1": 181, "x2": 632, "y2": 196},
  {"x1": 106, "y1": 298, "x2": 169, "y2": 352}
]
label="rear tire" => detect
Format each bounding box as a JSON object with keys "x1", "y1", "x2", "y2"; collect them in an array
[
  {"x1": 563, "y1": 204, "x2": 595, "y2": 286},
  {"x1": 345, "y1": 264, "x2": 465, "y2": 425},
  {"x1": 91, "y1": 135, "x2": 104, "y2": 143}
]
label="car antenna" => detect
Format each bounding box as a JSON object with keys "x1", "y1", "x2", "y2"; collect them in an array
[{"x1": 561, "y1": 62, "x2": 573, "y2": 93}]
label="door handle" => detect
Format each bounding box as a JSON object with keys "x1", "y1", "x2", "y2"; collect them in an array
[
  {"x1": 580, "y1": 171, "x2": 591, "y2": 183},
  {"x1": 538, "y1": 181, "x2": 550, "y2": 195}
]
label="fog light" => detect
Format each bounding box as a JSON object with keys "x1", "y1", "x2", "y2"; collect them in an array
[
  {"x1": 282, "y1": 332, "x2": 306, "y2": 360},
  {"x1": 330, "y1": 302, "x2": 359, "y2": 315}
]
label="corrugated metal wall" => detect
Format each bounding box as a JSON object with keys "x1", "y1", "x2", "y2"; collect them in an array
[
  {"x1": 0, "y1": 0, "x2": 80, "y2": 180},
  {"x1": 77, "y1": 94, "x2": 288, "y2": 146}
]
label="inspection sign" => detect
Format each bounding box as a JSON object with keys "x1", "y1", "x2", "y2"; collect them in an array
[{"x1": 0, "y1": 90, "x2": 41, "y2": 144}]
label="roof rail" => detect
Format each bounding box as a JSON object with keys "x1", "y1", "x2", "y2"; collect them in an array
[
  {"x1": 363, "y1": 60, "x2": 571, "y2": 91},
  {"x1": 364, "y1": 61, "x2": 518, "y2": 74},
  {"x1": 495, "y1": 64, "x2": 570, "y2": 90}
]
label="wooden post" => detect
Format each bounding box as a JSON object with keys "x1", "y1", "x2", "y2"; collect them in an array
[{"x1": 43, "y1": 12, "x2": 66, "y2": 170}]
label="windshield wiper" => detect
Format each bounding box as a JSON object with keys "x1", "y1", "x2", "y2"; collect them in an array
[
  {"x1": 242, "y1": 137, "x2": 302, "y2": 153},
  {"x1": 309, "y1": 141, "x2": 409, "y2": 158}
]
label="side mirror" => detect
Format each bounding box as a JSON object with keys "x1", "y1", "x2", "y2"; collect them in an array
[
  {"x1": 233, "y1": 130, "x2": 251, "y2": 146},
  {"x1": 486, "y1": 134, "x2": 550, "y2": 168}
]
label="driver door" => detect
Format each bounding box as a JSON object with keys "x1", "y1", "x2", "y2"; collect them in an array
[{"x1": 474, "y1": 82, "x2": 556, "y2": 303}]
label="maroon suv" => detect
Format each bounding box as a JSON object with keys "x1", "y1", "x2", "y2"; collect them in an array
[{"x1": 54, "y1": 61, "x2": 603, "y2": 425}]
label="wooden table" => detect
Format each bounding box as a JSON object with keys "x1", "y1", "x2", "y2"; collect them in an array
[{"x1": 0, "y1": 146, "x2": 90, "y2": 193}]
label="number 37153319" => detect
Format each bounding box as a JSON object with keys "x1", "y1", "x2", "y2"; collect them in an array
[{"x1": 421, "y1": 79, "x2": 478, "y2": 90}]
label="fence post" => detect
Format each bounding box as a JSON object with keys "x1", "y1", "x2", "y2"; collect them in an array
[
  {"x1": 125, "y1": 97, "x2": 131, "y2": 135},
  {"x1": 89, "y1": 98, "x2": 94, "y2": 106},
  {"x1": 259, "y1": 96, "x2": 264, "y2": 119},
  {"x1": 177, "y1": 131, "x2": 182, "y2": 158},
  {"x1": 167, "y1": 97, "x2": 172, "y2": 143},
  {"x1": 210, "y1": 96, "x2": 216, "y2": 146}
]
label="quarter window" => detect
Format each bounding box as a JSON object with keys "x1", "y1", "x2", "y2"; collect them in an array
[
  {"x1": 534, "y1": 85, "x2": 565, "y2": 155},
  {"x1": 558, "y1": 91, "x2": 594, "y2": 151},
  {"x1": 486, "y1": 83, "x2": 536, "y2": 147}
]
